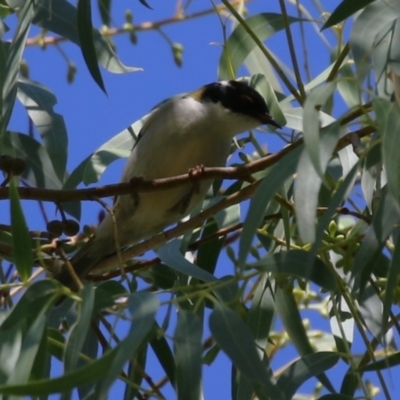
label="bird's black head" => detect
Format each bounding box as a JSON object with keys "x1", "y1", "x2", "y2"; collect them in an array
[{"x1": 200, "y1": 80, "x2": 281, "y2": 128}]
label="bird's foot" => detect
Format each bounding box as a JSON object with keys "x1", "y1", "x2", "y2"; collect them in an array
[{"x1": 188, "y1": 164, "x2": 205, "y2": 195}]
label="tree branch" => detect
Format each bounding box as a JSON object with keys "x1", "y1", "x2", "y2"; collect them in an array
[
  {"x1": 0, "y1": 125, "x2": 375, "y2": 203},
  {"x1": 26, "y1": 0, "x2": 248, "y2": 47}
]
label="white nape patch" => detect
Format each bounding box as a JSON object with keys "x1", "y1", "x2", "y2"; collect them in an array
[{"x1": 219, "y1": 80, "x2": 230, "y2": 86}]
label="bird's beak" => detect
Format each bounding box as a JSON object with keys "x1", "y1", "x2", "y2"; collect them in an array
[{"x1": 259, "y1": 113, "x2": 281, "y2": 129}]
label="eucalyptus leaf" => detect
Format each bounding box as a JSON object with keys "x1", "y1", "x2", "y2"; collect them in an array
[
  {"x1": 94, "y1": 292, "x2": 158, "y2": 398},
  {"x1": 77, "y1": 0, "x2": 106, "y2": 93},
  {"x1": 33, "y1": 0, "x2": 141, "y2": 74},
  {"x1": 350, "y1": 0, "x2": 400, "y2": 81},
  {"x1": 323, "y1": 0, "x2": 377, "y2": 30},
  {"x1": 274, "y1": 288, "x2": 335, "y2": 393},
  {"x1": 239, "y1": 146, "x2": 302, "y2": 267},
  {"x1": 210, "y1": 302, "x2": 283, "y2": 400},
  {"x1": 250, "y1": 250, "x2": 337, "y2": 292},
  {"x1": 9, "y1": 178, "x2": 34, "y2": 281},
  {"x1": 276, "y1": 352, "x2": 339, "y2": 399},
  {"x1": 64, "y1": 285, "x2": 95, "y2": 372},
  {"x1": 174, "y1": 311, "x2": 203, "y2": 400},
  {"x1": 4, "y1": 131, "x2": 63, "y2": 189},
  {"x1": 0, "y1": 0, "x2": 35, "y2": 137},
  {"x1": 219, "y1": 13, "x2": 302, "y2": 80},
  {"x1": 17, "y1": 78, "x2": 68, "y2": 183}
]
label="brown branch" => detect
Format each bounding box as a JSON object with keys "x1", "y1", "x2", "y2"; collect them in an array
[
  {"x1": 0, "y1": 124, "x2": 376, "y2": 204},
  {"x1": 90, "y1": 178, "x2": 261, "y2": 273},
  {"x1": 26, "y1": 0, "x2": 248, "y2": 47}
]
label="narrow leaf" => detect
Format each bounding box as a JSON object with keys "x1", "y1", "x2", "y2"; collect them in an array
[
  {"x1": 94, "y1": 293, "x2": 158, "y2": 398},
  {"x1": 274, "y1": 288, "x2": 335, "y2": 393},
  {"x1": 9, "y1": 178, "x2": 33, "y2": 281},
  {"x1": 358, "y1": 351, "x2": 400, "y2": 371},
  {"x1": 97, "y1": 0, "x2": 111, "y2": 26},
  {"x1": 150, "y1": 326, "x2": 176, "y2": 385},
  {"x1": 250, "y1": 250, "x2": 337, "y2": 292},
  {"x1": 322, "y1": 0, "x2": 377, "y2": 30},
  {"x1": 17, "y1": 78, "x2": 68, "y2": 183},
  {"x1": 239, "y1": 145, "x2": 302, "y2": 267},
  {"x1": 277, "y1": 352, "x2": 339, "y2": 399},
  {"x1": 64, "y1": 285, "x2": 95, "y2": 371},
  {"x1": 0, "y1": 0, "x2": 35, "y2": 137},
  {"x1": 375, "y1": 98, "x2": 400, "y2": 207},
  {"x1": 33, "y1": 0, "x2": 141, "y2": 74},
  {"x1": 77, "y1": 0, "x2": 106, "y2": 93},
  {"x1": 174, "y1": 311, "x2": 203, "y2": 400},
  {"x1": 210, "y1": 302, "x2": 283, "y2": 400},
  {"x1": 218, "y1": 13, "x2": 301, "y2": 80}
]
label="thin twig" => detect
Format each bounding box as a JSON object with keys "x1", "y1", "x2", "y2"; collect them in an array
[
  {"x1": 279, "y1": 0, "x2": 306, "y2": 100},
  {"x1": 221, "y1": 0, "x2": 304, "y2": 104},
  {"x1": 25, "y1": 0, "x2": 249, "y2": 47}
]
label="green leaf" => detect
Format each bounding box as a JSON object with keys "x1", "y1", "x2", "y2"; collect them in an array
[
  {"x1": 358, "y1": 351, "x2": 400, "y2": 371},
  {"x1": 375, "y1": 98, "x2": 400, "y2": 207},
  {"x1": 33, "y1": 0, "x2": 141, "y2": 74},
  {"x1": 352, "y1": 191, "x2": 400, "y2": 295},
  {"x1": 46, "y1": 328, "x2": 65, "y2": 361},
  {"x1": 174, "y1": 311, "x2": 203, "y2": 400},
  {"x1": 0, "y1": 39, "x2": 11, "y2": 137},
  {"x1": 77, "y1": 0, "x2": 106, "y2": 93},
  {"x1": 218, "y1": 13, "x2": 301, "y2": 80},
  {"x1": 9, "y1": 178, "x2": 33, "y2": 281},
  {"x1": 1, "y1": 280, "x2": 59, "y2": 332},
  {"x1": 236, "y1": 275, "x2": 275, "y2": 399},
  {"x1": 250, "y1": 250, "x2": 337, "y2": 292},
  {"x1": 0, "y1": 326, "x2": 22, "y2": 383},
  {"x1": 139, "y1": 0, "x2": 153, "y2": 9},
  {"x1": 239, "y1": 146, "x2": 302, "y2": 267},
  {"x1": 64, "y1": 285, "x2": 95, "y2": 372},
  {"x1": 94, "y1": 292, "x2": 158, "y2": 398},
  {"x1": 349, "y1": 0, "x2": 400, "y2": 81},
  {"x1": 295, "y1": 119, "x2": 341, "y2": 243},
  {"x1": 6, "y1": 314, "x2": 46, "y2": 385},
  {"x1": 83, "y1": 149, "x2": 129, "y2": 184},
  {"x1": 97, "y1": 0, "x2": 111, "y2": 26},
  {"x1": 276, "y1": 352, "x2": 339, "y2": 399},
  {"x1": 4, "y1": 131, "x2": 63, "y2": 189},
  {"x1": 196, "y1": 218, "x2": 224, "y2": 276},
  {"x1": 319, "y1": 395, "x2": 355, "y2": 400},
  {"x1": 123, "y1": 343, "x2": 147, "y2": 400},
  {"x1": 93, "y1": 280, "x2": 128, "y2": 313},
  {"x1": 0, "y1": 341, "x2": 120, "y2": 395},
  {"x1": 322, "y1": 0, "x2": 377, "y2": 30},
  {"x1": 210, "y1": 302, "x2": 283, "y2": 400},
  {"x1": 82, "y1": 116, "x2": 143, "y2": 185},
  {"x1": 382, "y1": 230, "x2": 400, "y2": 334},
  {"x1": 17, "y1": 78, "x2": 68, "y2": 183},
  {"x1": 247, "y1": 275, "x2": 274, "y2": 346},
  {"x1": 150, "y1": 325, "x2": 176, "y2": 386},
  {"x1": 274, "y1": 288, "x2": 335, "y2": 393},
  {"x1": 77, "y1": 321, "x2": 100, "y2": 399},
  {"x1": 308, "y1": 162, "x2": 359, "y2": 274},
  {"x1": 302, "y1": 83, "x2": 337, "y2": 179},
  {"x1": 158, "y1": 240, "x2": 217, "y2": 283},
  {"x1": 0, "y1": 0, "x2": 35, "y2": 138}
]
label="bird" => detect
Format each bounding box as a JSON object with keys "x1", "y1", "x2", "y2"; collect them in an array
[{"x1": 54, "y1": 80, "x2": 280, "y2": 289}]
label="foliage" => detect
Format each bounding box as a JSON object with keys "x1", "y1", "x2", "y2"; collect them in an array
[{"x1": 0, "y1": 0, "x2": 399, "y2": 399}]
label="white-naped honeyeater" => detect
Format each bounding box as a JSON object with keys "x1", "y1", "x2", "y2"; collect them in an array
[{"x1": 55, "y1": 80, "x2": 281, "y2": 289}]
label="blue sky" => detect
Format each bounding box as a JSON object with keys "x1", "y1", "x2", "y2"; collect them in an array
[{"x1": 4, "y1": 0, "x2": 398, "y2": 399}]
